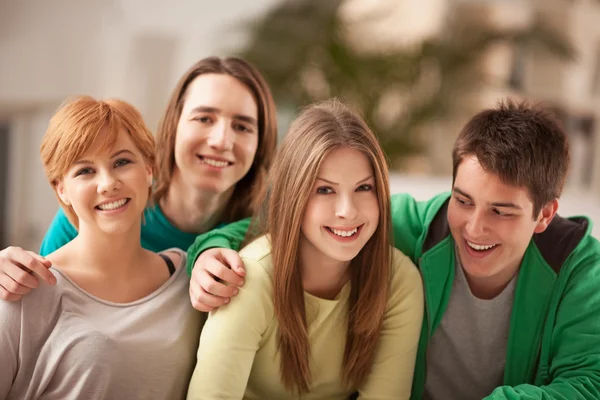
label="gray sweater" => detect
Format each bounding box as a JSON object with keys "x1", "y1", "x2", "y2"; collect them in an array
[{"x1": 0, "y1": 250, "x2": 204, "y2": 400}]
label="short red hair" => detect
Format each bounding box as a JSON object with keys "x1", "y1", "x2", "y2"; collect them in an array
[{"x1": 40, "y1": 96, "x2": 156, "y2": 228}]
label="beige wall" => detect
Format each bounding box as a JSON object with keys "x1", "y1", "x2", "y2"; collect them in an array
[{"x1": 5, "y1": 107, "x2": 59, "y2": 250}]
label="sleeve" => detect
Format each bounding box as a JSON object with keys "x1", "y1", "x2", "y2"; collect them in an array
[
  {"x1": 484, "y1": 255, "x2": 600, "y2": 400},
  {"x1": 186, "y1": 257, "x2": 274, "y2": 399},
  {"x1": 39, "y1": 208, "x2": 78, "y2": 256},
  {"x1": 185, "y1": 217, "x2": 252, "y2": 276},
  {"x1": 0, "y1": 299, "x2": 22, "y2": 397},
  {"x1": 391, "y1": 193, "x2": 449, "y2": 261},
  {"x1": 357, "y1": 250, "x2": 424, "y2": 400}
]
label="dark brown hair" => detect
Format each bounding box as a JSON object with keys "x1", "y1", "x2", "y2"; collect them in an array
[
  {"x1": 154, "y1": 57, "x2": 277, "y2": 222},
  {"x1": 452, "y1": 99, "x2": 570, "y2": 217},
  {"x1": 254, "y1": 99, "x2": 392, "y2": 393}
]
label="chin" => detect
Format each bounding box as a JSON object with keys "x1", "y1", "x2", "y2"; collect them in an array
[
  {"x1": 98, "y1": 221, "x2": 139, "y2": 235},
  {"x1": 192, "y1": 181, "x2": 233, "y2": 195},
  {"x1": 328, "y1": 251, "x2": 359, "y2": 264},
  {"x1": 461, "y1": 263, "x2": 495, "y2": 280}
]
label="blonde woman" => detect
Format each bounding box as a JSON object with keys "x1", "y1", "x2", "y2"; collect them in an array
[
  {"x1": 0, "y1": 97, "x2": 203, "y2": 400},
  {"x1": 187, "y1": 100, "x2": 424, "y2": 399}
]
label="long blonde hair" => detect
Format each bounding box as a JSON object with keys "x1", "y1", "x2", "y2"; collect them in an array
[{"x1": 253, "y1": 99, "x2": 392, "y2": 393}]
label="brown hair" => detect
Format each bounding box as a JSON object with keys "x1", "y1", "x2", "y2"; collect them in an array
[
  {"x1": 253, "y1": 99, "x2": 392, "y2": 393},
  {"x1": 40, "y1": 96, "x2": 156, "y2": 228},
  {"x1": 452, "y1": 99, "x2": 570, "y2": 217},
  {"x1": 154, "y1": 56, "x2": 277, "y2": 222}
]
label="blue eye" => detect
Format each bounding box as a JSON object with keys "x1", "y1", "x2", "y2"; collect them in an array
[
  {"x1": 75, "y1": 167, "x2": 94, "y2": 177},
  {"x1": 114, "y1": 158, "x2": 132, "y2": 168},
  {"x1": 316, "y1": 186, "x2": 334, "y2": 194}
]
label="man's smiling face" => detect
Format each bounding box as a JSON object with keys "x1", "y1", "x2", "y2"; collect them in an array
[{"x1": 447, "y1": 155, "x2": 556, "y2": 297}]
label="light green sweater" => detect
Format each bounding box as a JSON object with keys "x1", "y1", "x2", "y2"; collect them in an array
[{"x1": 187, "y1": 235, "x2": 424, "y2": 400}]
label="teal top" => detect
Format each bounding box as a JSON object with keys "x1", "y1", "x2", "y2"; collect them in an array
[{"x1": 39, "y1": 206, "x2": 216, "y2": 256}]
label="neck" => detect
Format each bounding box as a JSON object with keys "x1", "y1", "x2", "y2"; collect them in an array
[
  {"x1": 463, "y1": 261, "x2": 521, "y2": 300},
  {"x1": 159, "y1": 171, "x2": 232, "y2": 234},
  {"x1": 299, "y1": 238, "x2": 351, "y2": 300},
  {"x1": 69, "y1": 222, "x2": 146, "y2": 277}
]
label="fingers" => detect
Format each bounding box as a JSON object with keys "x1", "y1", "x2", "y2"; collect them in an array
[
  {"x1": 188, "y1": 248, "x2": 248, "y2": 312},
  {"x1": 0, "y1": 286, "x2": 23, "y2": 302},
  {"x1": 192, "y1": 265, "x2": 239, "y2": 299},
  {"x1": 3, "y1": 261, "x2": 39, "y2": 289},
  {"x1": 0, "y1": 273, "x2": 33, "y2": 296},
  {"x1": 218, "y1": 249, "x2": 246, "y2": 278},
  {"x1": 189, "y1": 278, "x2": 230, "y2": 312},
  {"x1": 0, "y1": 247, "x2": 56, "y2": 287},
  {"x1": 24, "y1": 251, "x2": 56, "y2": 285},
  {"x1": 196, "y1": 248, "x2": 245, "y2": 287},
  {"x1": 0, "y1": 246, "x2": 55, "y2": 301}
]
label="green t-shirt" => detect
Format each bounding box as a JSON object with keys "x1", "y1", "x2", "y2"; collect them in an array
[{"x1": 39, "y1": 205, "x2": 218, "y2": 256}]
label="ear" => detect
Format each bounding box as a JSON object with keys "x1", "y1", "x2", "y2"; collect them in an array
[
  {"x1": 145, "y1": 164, "x2": 153, "y2": 187},
  {"x1": 533, "y1": 199, "x2": 559, "y2": 234},
  {"x1": 56, "y1": 180, "x2": 71, "y2": 206}
]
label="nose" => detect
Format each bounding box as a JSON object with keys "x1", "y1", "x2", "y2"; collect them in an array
[
  {"x1": 465, "y1": 209, "x2": 487, "y2": 238},
  {"x1": 335, "y1": 194, "x2": 358, "y2": 221},
  {"x1": 97, "y1": 169, "x2": 121, "y2": 194},
  {"x1": 206, "y1": 121, "x2": 234, "y2": 151}
]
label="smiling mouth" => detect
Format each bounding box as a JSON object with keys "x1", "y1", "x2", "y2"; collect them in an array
[
  {"x1": 95, "y1": 198, "x2": 130, "y2": 211},
  {"x1": 325, "y1": 225, "x2": 362, "y2": 238},
  {"x1": 197, "y1": 155, "x2": 232, "y2": 168},
  {"x1": 466, "y1": 240, "x2": 499, "y2": 252}
]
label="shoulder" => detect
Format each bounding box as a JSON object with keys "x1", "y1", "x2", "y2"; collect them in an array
[
  {"x1": 238, "y1": 235, "x2": 275, "y2": 292},
  {"x1": 390, "y1": 247, "x2": 421, "y2": 283},
  {"x1": 10, "y1": 269, "x2": 65, "y2": 315},
  {"x1": 391, "y1": 192, "x2": 452, "y2": 258},
  {"x1": 158, "y1": 248, "x2": 187, "y2": 270},
  {"x1": 379, "y1": 248, "x2": 424, "y2": 326},
  {"x1": 389, "y1": 247, "x2": 424, "y2": 302},
  {"x1": 0, "y1": 277, "x2": 62, "y2": 329},
  {"x1": 239, "y1": 236, "x2": 274, "y2": 274},
  {"x1": 533, "y1": 215, "x2": 599, "y2": 274},
  {"x1": 391, "y1": 192, "x2": 450, "y2": 217}
]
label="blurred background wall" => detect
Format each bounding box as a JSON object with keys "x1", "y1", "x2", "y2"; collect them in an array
[{"x1": 2, "y1": 0, "x2": 600, "y2": 250}]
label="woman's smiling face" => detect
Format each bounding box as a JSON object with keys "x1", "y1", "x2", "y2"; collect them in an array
[{"x1": 57, "y1": 127, "x2": 153, "y2": 235}]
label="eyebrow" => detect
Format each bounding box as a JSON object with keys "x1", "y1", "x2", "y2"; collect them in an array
[
  {"x1": 73, "y1": 149, "x2": 136, "y2": 165},
  {"x1": 316, "y1": 175, "x2": 374, "y2": 186},
  {"x1": 453, "y1": 187, "x2": 523, "y2": 210},
  {"x1": 190, "y1": 106, "x2": 258, "y2": 126}
]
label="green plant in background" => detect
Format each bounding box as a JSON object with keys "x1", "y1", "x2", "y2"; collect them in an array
[{"x1": 238, "y1": 0, "x2": 575, "y2": 168}]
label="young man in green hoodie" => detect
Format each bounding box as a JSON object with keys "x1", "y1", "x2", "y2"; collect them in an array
[{"x1": 186, "y1": 100, "x2": 600, "y2": 399}]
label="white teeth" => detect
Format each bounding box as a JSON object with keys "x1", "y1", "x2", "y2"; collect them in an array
[
  {"x1": 201, "y1": 157, "x2": 229, "y2": 168},
  {"x1": 97, "y1": 198, "x2": 128, "y2": 211},
  {"x1": 331, "y1": 228, "x2": 358, "y2": 237},
  {"x1": 467, "y1": 241, "x2": 497, "y2": 251}
]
